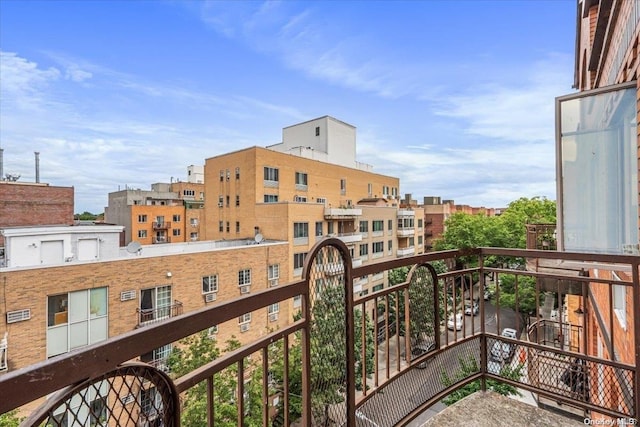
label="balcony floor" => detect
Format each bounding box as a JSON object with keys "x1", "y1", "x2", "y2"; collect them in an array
[{"x1": 419, "y1": 391, "x2": 584, "y2": 426}]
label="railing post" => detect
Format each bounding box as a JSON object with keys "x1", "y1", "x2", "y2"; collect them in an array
[
  {"x1": 479, "y1": 251, "x2": 487, "y2": 392},
  {"x1": 301, "y1": 283, "x2": 312, "y2": 426},
  {"x1": 343, "y1": 240, "x2": 356, "y2": 427},
  {"x1": 632, "y1": 260, "x2": 640, "y2": 418}
]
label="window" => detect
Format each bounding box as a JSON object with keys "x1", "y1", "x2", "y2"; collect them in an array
[
  {"x1": 294, "y1": 222, "x2": 309, "y2": 238},
  {"x1": 219, "y1": 170, "x2": 224, "y2": 181},
  {"x1": 359, "y1": 244, "x2": 369, "y2": 256},
  {"x1": 226, "y1": 169, "x2": 230, "y2": 181},
  {"x1": 373, "y1": 241, "x2": 384, "y2": 254},
  {"x1": 373, "y1": 284, "x2": 384, "y2": 292},
  {"x1": 315, "y1": 126, "x2": 320, "y2": 136},
  {"x1": 327, "y1": 222, "x2": 334, "y2": 234},
  {"x1": 190, "y1": 218, "x2": 198, "y2": 226},
  {"x1": 418, "y1": 219, "x2": 423, "y2": 228},
  {"x1": 359, "y1": 221, "x2": 368, "y2": 233},
  {"x1": 226, "y1": 195, "x2": 230, "y2": 207},
  {"x1": 218, "y1": 195, "x2": 223, "y2": 207},
  {"x1": 418, "y1": 236, "x2": 423, "y2": 245},
  {"x1": 141, "y1": 344, "x2": 172, "y2": 372},
  {"x1": 388, "y1": 240, "x2": 393, "y2": 251},
  {"x1": 294, "y1": 195, "x2": 307, "y2": 202},
  {"x1": 140, "y1": 386, "x2": 161, "y2": 419},
  {"x1": 315, "y1": 221, "x2": 323, "y2": 237},
  {"x1": 235, "y1": 167, "x2": 240, "y2": 179},
  {"x1": 368, "y1": 183, "x2": 372, "y2": 196},
  {"x1": 172, "y1": 229, "x2": 180, "y2": 236},
  {"x1": 294, "y1": 252, "x2": 307, "y2": 275},
  {"x1": 47, "y1": 288, "x2": 108, "y2": 358},
  {"x1": 172, "y1": 215, "x2": 181, "y2": 222},
  {"x1": 340, "y1": 178, "x2": 346, "y2": 193},
  {"x1": 293, "y1": 295, "x2": 302, "y2": 308},
  {"x1": 138, "y1": 215, "x2": 148, "y2": 223},
  {"x1": 226, "y1": 221, "x2": 230, "y2": 233},
  {"x1": 239, "y1": 313, "x2": 252, "y2": 324},
  {"x1": 139, "y1": 286, "x2": 172, "y2": 324},
  {"x1": 264, "y1": 194, "x2": 279, "y2": 203},
  {"x1": 190, "y1": 232, "x2": 198, "y2": 241},
  {"x1": 268, "y1": 264, "x2": 279, "y2": 287},
  {"x1": 218, "y1": 221, "x2": 224, "y2": 232},
  {"x1": 235, "y1": 195, "x2": 240, "y2": 207},
  {"x1": 183, "y1": 189, "x2": 195, "y2": 197},
  {"x1": 316, "y1": 197, "x2": 327, "y2": 205},
  {"x1": 613, "y1": 273, "x2": 627, "y2": 328},
  {"x1": 238, "y1": 269, "x2": 251, "y2": 286},
  {"x1": 372, "y1": 220, "x2": 384, "y2": 232},
  {"x1": 409, "y1": 237, "x2": 415, "y2": 246},
  {"x1": 235, "y1": 221, "x2": 240, "y2": 233},
  {"x1": 202, "y1": 275, "x2": 218, "y2": 294},
  {"x1": 264, "y1": 167, "x2": 279, "y2": 182},
  {"x1": 295, "y1": 172, "x2": 308, "y2": 187},
  {"x1": 268, "y1": 302, "x2": 280, "y2": 316},
  {"x1": 138, "y1": 230, "x2": 147, "y2": 238},
  {"x1": 388, "y1": 219, "x2": 393, "y2": 232}
]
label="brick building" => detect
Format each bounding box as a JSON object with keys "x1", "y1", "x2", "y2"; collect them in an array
[
  {"x1": 0, "y1": 181, "x2": 74, "y2": 248},
  {"x1": 555, "y1": 0, "x2": 639, "y2": 419}
]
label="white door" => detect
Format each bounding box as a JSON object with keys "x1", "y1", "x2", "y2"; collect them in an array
[
  {"x1": 40, "y1": 240, "x2": 64, "y2": 265},
  {"x1": 78, "y1": 239, "x2": 98, "y2": 261}
]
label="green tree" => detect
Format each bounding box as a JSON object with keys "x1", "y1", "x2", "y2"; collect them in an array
[
  {"x1": 440, "y1": 355, "x2": 523, "y2": 406},
  {"x1": 167, "y1": 332, "x2": 264, "y2": 427},
  {"x1": 497, "y1": 197, "x2": 556, "y2": 249},
  {"x1": 0, "y1": 411, "x2": 23, "y2": 427},
  {"x1": 496, "y1": 274, "x2": 539, "y2": 317},
  {"x1": 74, "y1": 211, "x2": 98, "y2": 220}
]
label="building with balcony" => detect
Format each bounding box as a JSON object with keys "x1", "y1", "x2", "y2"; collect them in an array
[
  {"x1": 0, "y1": 229, "x2": 289, "y2": 415},
  {"x1": 553, "y1": 0, "x2": 640, "y2": 421},
  {"x1": 203, "y1": 116, "x2": 404, "y2": 285},
  {"x1": 104, "y1": 168, "x2": 205, "y2": 246}
]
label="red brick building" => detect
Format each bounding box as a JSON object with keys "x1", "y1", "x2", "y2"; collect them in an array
[{"x1": 0, "y1": 181, "x2": 74, "y2": 247}]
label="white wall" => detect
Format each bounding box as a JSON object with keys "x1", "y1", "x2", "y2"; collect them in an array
[{"x1": 1, "y1": 226, "x2": 123, "y2": 268}]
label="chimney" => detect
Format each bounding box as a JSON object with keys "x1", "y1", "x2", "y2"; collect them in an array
[{"x1": 35, "y1": 151, "x2": 40, "y2": 183}]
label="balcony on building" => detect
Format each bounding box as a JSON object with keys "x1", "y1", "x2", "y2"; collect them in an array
[
  {"x1": 397, "y1": 209, "x2": 415, "y2": 218},
  {"x1": 136, "y1": 300, "x2": 183, "y2": 327},
  {"x1": 152, "y1": 221, "x2": 171, "y2": 230},
  {"x1": 396, "y1": 246, "x2": 415, "y2": 257},
  {"x1": 152, "y1": 236, "x2": 171, "y2": 244},
  {"x1": 324, "y1": 207, "x2": 362, "y2": 219},
  {"x1": 3, "y1": 240, "x2": 638, "y2": 427}
]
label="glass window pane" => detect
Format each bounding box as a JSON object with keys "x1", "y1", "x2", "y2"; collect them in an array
[
  {"x1": 90, "y1": 317, "x2": 108, "y2": 344},
  {"x1": 70, "y1": 322, "x2": 88, "y2": 349},
  {"x1": 90, "y1": 288, "x2": 107, "y2": 317},
  {"x1": 69, "y1": 290, "x2": 88, "y2": 323}
]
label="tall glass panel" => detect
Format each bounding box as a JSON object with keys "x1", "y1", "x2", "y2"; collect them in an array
[{"x1": 559, "y1": 85, "x2": 638, "y2": 254}]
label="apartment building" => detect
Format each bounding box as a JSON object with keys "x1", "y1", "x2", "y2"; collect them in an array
[
  {"x1": 0, "y1": 226, "x2": 289, "y2": 378},
  {"x1": 105, "y1": 166, "x2": 205, "y2": 246},
  {"x1": 203, "y1": 116, "x2": 421, "y2": 288},
  {"x1": 555, "y1": 0, "x2": 639, "y2": 418}
]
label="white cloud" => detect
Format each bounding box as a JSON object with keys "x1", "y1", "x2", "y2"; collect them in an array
[
  {"x1": 65, "y1": 64, "x2": 92, "y2": 82},
  {"x1": 0, "y1": 51, "x2": 61, "y2": 110}
]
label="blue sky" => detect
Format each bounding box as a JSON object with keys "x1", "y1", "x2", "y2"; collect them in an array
[{"x1": 0, "y1": 0, "x2": 576, "y2": 213}]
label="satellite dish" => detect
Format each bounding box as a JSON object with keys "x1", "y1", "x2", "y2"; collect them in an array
[
  {"x1": 126, "y1": 241, "x2": 142, "y2": 254},
  {"x1": 254, "y1": 233, "x2": 264, "y2": 244}
]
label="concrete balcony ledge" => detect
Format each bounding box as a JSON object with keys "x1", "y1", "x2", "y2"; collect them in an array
[{"x1": 420, "y1": 391, "x2": 583, "y2": 427}]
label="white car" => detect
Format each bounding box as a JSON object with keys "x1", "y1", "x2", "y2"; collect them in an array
[
  {"x1": 447, "y1": 313, "x2": 463, "y2": 331},
  {"x1": 464, "y1": 300, "x2": 479, "y2": 316},
  {"x1": 490, "y1": 328, "x2": 518, "y2": 362}
]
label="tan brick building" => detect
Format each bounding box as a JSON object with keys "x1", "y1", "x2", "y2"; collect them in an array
[{"x1": 0, "y1": 236, "x2": 289, "y2": 374}]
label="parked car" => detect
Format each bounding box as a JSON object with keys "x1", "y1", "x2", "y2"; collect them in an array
[
  {"x1": 483, "y1": 287, "x2": 492, "y2": 301},
  {"x1": 447, "y1": 313, "x2": 463, "y2": 331},
  {"x1": 411, "y1": 340, "x2": 436, "y2": 369},
  {"x1": 490, "y1": 328, "x2": 518, "y2": 362},
  {"x1": 464, "y1": 299, "x2": 479, "y2": 316}
]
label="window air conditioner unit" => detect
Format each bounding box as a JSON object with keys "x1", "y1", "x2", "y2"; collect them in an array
[
  {"x1": 240, "y1": 285, "x2": 250, "y2": 294},
  {"x1": 204, "y1": 293, "x2": 217, "y2": 303},
  {"x1": 269, "y1": 313, "x2": 278, "y2": 322},
  {"x1": 240, "y1": 323, "x2": 250, "y2": 332}
]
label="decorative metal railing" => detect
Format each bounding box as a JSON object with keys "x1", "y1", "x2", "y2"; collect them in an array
[{"x1": 1, "y1": 239, "x2": 638, "y2": 426}]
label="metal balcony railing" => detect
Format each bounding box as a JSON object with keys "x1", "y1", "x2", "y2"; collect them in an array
[
  {"x1": 2, "y1": 240, "x2": 638, "y2": 427},
  {"x1": 137, "y1": 301, "x2": 183, "y2": 326},
  {"x1": 152, "y1": 221, "x2": 171, "y2": 230}
]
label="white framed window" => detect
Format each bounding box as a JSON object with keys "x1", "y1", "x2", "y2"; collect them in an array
[
  {"x1": 138, "y1": 215, "x2": 148, "y2": 223},
  {"x1": 264, "y1": 167, "x2": 279, "y2": 182},
  {"x1": 613, "y1": 272, "x2": 627, "y2": 329},
  {"x1": 293, "y1": 195, "x2": 307, "y2": 203},
  {"x1": 340, "y1": 178, "x2": 346, "y2": 194},
  {"x1": 294, "y1": 252, "x2": 307, "y2": 276},
  {"x1": 139, "y1": 286, "x2": 172, "y2": 324},
  {"x1": 268, "y1": 264, "x2": 279, "y2": 287},
  {"x1": 218, "y1": 221, "x2": 224, "y2": 232},
  {"x1": 316, "y1": 197, "x2": 327, "y2": 205},
  {"x1": 359, "y1": 244, "x2": 368, "y2": 256},
  {"x1": 190, "y1": 232, "x2": 198, "y2": 241},
  {"x1": 202, "y1": 275, "x2": 219, "y2": 294},
  {"x1": 359, "y1": 221, "x2": 368, "y2": 233},
  {"x1": 172, "y1": 215, "x2": 181, "y2": 222},
  {"x1": 264, "y1": 194, "x2": 279, "y2": 203},
  {"x1": 372, "y1": 220, "x2": 384, "y2": 232},
  {"x1": 235, "y1": 167, "x2": 240, "y2": 179},
  {"x1": 295, "y1": 172, "x2": 308, "y2": 190},
  {"x1": 268, "y1": 303, "x2": 279, "y2": 321},
  {"x1": 172, "y1": 229, "x2": 180, "y2": 236},
  {"x1": 238, "y1": 313, "x2": 251, "y2": 331},
  {"x1": 372, "y1": 241, "x2": 384, "y2": 258},
  {"x1": 315, "y1": 221, "x2": 323, "y2": 237},
  {"x1": 190, "y1": 218, "x2": 198, "y2": 226},
  {"x1": 183, "y1": 189, "x2": 195, "y2": 197},
  {"x1": 138, "y1": 230, "x2": 147, "y2": 238},
  {"x1": 47, "y1": 287, "x2": 108, "y2": 358},
  {"x1": 293, "y1": 222, "x2": 309, "y2": 244},
  {"x1": 238, "y1": 269, "x2": 251, "y2": 286},
  {"x1": 293, "y1": 295, "x2": 302, "y2": 308}
]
